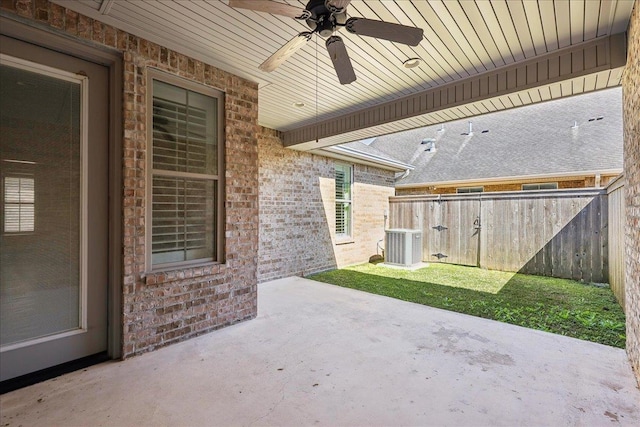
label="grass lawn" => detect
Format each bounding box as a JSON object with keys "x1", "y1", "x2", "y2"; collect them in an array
[{"x1": 307, "y1": 263, "x2": 626, "y2": 348}]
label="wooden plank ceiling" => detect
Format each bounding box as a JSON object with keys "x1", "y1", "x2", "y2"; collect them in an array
[{"x1": 55, "y1": 0, "x2": 634, "y2": 148}]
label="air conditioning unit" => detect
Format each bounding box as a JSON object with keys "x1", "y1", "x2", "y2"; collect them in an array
[{"x1": 385, "y1": 229, "x2": 422, "y2": 266}]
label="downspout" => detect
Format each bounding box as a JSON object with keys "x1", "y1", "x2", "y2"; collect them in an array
[{"x1": 475, "y1": 194, "x2": 482, "y2": 268}]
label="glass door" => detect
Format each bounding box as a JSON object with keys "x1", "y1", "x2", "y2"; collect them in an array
[{"x1": 0, "y1": 37, "x2": 109, "y2": 382}]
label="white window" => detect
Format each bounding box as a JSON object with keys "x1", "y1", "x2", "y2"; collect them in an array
[
  {"x1": 456, "y1": 186, "x2": 483, "y2": 194},
  {"x1": 335, "y1": 163, "x2": 353, "y2": 238},
  {"x1": 3, "y1": 175, "x2": 35, "y2": 233},
  {"x1": 522, "y1": 183, "x2": 558, "y2": 191},
  {"x1": 147, "y1": 72, "x2": 224, "y2": 268}
]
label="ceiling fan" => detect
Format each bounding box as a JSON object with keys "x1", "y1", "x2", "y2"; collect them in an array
[{"x1": 228, "y1": 0, "x2": 424, "y2": 85}]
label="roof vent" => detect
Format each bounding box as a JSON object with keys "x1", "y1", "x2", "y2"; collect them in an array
[
  {"x1": 596, "y1": 116, "x2": 604, "y2": 120},
  {"x1": 481, "y1": 130, "x2": 489, "y2": 133},
  {"x1": 572, "y1": 120, "x2": 579, "y2": 129},
  {"x1": 461, "y1": 122, "x2": 473, "y2": 136},
  {"x1": 438, "y1": 124, "x2": 445, "y2": 133},
  {"x1": 422, "y1": 138, "x2": 436, "y2": 152}
]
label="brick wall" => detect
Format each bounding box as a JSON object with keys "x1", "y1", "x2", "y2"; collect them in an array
[
  {"x1": 258, "y1": 129, "x2": 395, "y2": 282},
  {"x1": 622, "y1": 1, "x2": 640, "y2": 386},
  {"x1": 337, "y1": 166, "x2": 395, "y2": 266},
  {"x1": 2, "y1": 0, "x2": 259, "y2": 357},
  {"x1": 258, "y1": 128, "x2": 336, "y2": 281},
  {"x1": 396, "y1": 176, "x2": 616, "y2": 195}
]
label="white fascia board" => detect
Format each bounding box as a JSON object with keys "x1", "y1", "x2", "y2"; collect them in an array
[{"x1": 311, "y1": 146, "x2": 414, "y2": 172}]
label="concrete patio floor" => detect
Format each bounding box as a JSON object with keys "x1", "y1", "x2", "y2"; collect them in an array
[{"x1": 1, "y1": 276, "x2": 639, "y2": 426}]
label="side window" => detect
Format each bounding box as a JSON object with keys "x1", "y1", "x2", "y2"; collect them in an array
[
  {"x1": 456, "y1": 186, "x2": 483, "y2": 194},
  {"x1": 522, "y1": 183, "x2": 558, "y2": 190},
  {"x1": 335, "y1": 163, "x2": 353, "y2": 239},
  {"x1": 148, "y1": 72, "x2": 224, "y2": 269},
  {"x1": 3, "y1": 174, "x2": 35, "y2": 233}
]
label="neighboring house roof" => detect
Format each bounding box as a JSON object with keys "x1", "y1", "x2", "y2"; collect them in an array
[
  {"x1": 356, "y1": 87, "x2": 623, "y2": 186},
  {"x1": 310, "y1": 140, "x2": 414, "y2": 172}
]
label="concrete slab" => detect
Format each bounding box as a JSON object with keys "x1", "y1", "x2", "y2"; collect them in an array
[{"x1": 1, "y1": 276, "x2": 639, "y2": 426}]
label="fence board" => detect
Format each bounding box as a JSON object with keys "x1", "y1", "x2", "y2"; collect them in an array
[
  {"x1": 600, "y1": 194, "x2": 609, "y2": 283},
  {"x1": 607, "y1": 176, "x2": 625, "y2": 310},
  {"x1": 389, "y1": 189, "x2": 608, "y2": 284}
]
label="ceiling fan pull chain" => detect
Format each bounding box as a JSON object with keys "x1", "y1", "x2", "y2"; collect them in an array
[
  {"x1": 315, "y1": 33, "x2": 319, "y2": 143},
  {"x1": 233, "y1": 0, "x2": 423, "y2": 83}
]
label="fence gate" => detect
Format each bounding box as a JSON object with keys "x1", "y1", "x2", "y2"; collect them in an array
[
  {"x1": 389, "y1": 189, "x2": 609, "y2": 283},
  {"x1": 421, "y1": 198, "x2": 480, "y2": 266}
]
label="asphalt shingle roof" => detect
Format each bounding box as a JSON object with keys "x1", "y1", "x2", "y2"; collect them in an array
[{"x1": 342, "y1": 88, "x2": 623, "y2": 185}]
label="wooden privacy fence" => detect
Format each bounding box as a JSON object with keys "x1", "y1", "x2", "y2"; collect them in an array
[
  {"x1": 607, "y1": 175, "x2": 626, "y2": 309},
  {"x1": 389, "y1": 189, "x2": 609, "y2": 284}
]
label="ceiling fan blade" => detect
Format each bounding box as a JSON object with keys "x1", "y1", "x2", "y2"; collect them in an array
[
  {"x1": 325, "y1": 0, "x2": 352, "y2": 13},
  {"x1": 326, "y1": 36, "x2": 356, "y2": 85},
  {"x1": 228, "y1": 0, "x2": 310, "y2": 19},
  {"x1": 346, "y1": 17, "x2": 423, "y2": 46},
  {"x1": 259, "y1": 32, "x2": 312, "y2": 72}
]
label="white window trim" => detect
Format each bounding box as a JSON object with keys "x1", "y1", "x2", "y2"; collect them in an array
[
  {"x1": 145, "y1": 69, "x2": 225, "y2": 272},
  {"x1": 335, "y1": 162, "x2": 353, "y2": 241}
]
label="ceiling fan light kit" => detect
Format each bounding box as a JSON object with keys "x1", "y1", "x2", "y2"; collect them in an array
[{"x1": 229, "y1": 0, "x2": 424, "y2": 85}]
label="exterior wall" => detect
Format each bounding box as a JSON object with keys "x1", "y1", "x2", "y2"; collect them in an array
[
  {"x1": 258, "y1": 128, "x2": 336, "y2": 281},
  {"x1": 2, "y1": 0, "x2": 259, "y2": 357},
  {"x1": 622, "y1": 1, "x2": 640, "y2": 385},
  {"x1": 258, "y1": 128, "x2": 394, "y2": 282},
  {"x1": 336, "y1": 164, "x2": 395, "y2": 266},
  {"x1": 396, "y1": 176, "x2": 618, "y2": 195}
]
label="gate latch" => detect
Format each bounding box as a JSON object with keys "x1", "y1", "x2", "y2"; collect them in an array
[
  {"x1": 432, "y1": 253, "x2": 448, "y2": 259},
  {"x1": 432, "y1": 225, "x2": 448, "y2": 231}
]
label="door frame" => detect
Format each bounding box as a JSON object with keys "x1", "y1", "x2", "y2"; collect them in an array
[{"x1": 0, "y1": 15, "x2": 123, "y2": 359}]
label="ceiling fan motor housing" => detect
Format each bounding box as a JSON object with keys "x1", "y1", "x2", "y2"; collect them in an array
[{"x1": 305, "y1": 0, "x2": 347, "y2": 38}]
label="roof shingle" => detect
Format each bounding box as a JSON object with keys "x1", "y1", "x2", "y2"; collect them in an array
[{"x1": 343, "y1": 88, "x2": 623, "y2": 185}]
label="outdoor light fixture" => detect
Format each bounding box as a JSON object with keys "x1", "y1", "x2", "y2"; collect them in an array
[{"x1": 402, "y1": 58, "x2": 421, "y2": 69}]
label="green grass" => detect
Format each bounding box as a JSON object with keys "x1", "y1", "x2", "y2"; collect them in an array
[{"x1": 307, "y1": 263, "x2": 626, "y2": 348}]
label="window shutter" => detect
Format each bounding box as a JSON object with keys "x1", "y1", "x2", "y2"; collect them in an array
[
  {"x1": 334, "y1": 164, "x2": 352, "y2": 237},
  {"x1": 4, "y1": 176, "x2": 35, "y2": 233}
]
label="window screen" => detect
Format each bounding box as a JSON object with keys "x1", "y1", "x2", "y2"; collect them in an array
[{"x1": 150, "y1": 78, "x2": 222, "y2": 267}]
